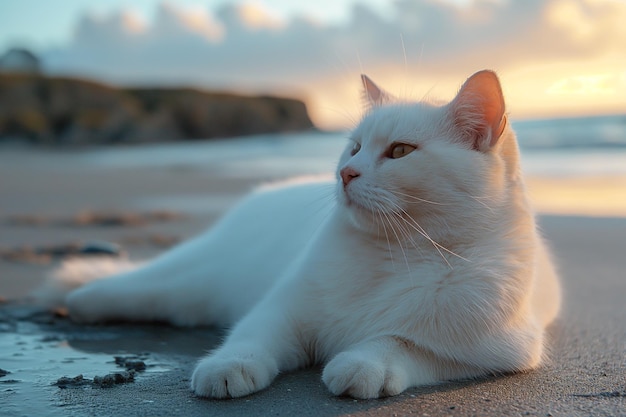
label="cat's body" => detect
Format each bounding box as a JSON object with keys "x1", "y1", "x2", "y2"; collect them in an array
[{"x1": 40, "y1": 70, "x2": 560, "y2": 399}]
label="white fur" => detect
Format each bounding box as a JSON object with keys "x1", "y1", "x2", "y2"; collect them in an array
[
  {"x1": 34, "y1": 257, "x2": 141, "y2": 308},
  {"x1": 38, "y1": 71, "x2": 561, "y2": 399}
]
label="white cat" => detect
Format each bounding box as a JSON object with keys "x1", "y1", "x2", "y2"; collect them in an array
[{"x1": 39, "y1": 70, "x2": 561, "y2": 399}]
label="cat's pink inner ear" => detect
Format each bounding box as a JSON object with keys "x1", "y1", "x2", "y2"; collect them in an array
[
  {"x1": 361, "y1": 74, "x2": 388, "y2": 107},
  {"x1": 452, "y1": 70, "x2": 506, "y2": 150}
]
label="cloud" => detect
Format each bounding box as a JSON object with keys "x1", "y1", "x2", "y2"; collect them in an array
[
  {"x1": 547, "y1": 73, "x2": 623, "y2": 95},
  {"x1": 40, "y1": 0, "x2": 626, "y2": 128}
]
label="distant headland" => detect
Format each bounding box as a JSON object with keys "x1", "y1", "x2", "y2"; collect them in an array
[{"x1": 0, "y1": 55, "x2": 315, "y2": 146}]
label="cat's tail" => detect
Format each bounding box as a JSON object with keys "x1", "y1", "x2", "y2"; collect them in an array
[{"x1": 33, "y1": 257, "x2": 143, "y2": 308}]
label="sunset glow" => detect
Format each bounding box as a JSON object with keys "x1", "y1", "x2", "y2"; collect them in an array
[{"x1": 1, "y1": 0, "x2": 624, "y2": 129}]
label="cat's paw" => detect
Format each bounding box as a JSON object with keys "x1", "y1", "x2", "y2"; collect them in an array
[
  {"x1": 322, "y1": 351, "x2": 407, "y2": 399},
  {"x1": 191, "y1": 354, "x2": 278, "y2": 398}
]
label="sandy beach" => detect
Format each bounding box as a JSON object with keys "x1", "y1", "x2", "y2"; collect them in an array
[{"x1": 1, "y1": 144, "x2": 625, "y2": 416}]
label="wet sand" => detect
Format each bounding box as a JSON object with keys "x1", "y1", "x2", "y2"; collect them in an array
[{"x1": 1, "y1": 146, "x2": 625, "y2": 416}]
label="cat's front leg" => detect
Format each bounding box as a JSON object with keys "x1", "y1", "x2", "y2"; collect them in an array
[
  {"x1": 191, "y1": 302, "x2": 305, "y2": 399},
  {"x1": 322, "y1": 336, "x2": 438, "y2": 399},
  {"x1": 191, "y1": 344, "x2": 279, "y2": 398}
]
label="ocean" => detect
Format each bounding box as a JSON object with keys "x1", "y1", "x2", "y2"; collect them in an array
[
  {"x1": 79, "y1": 114, "x2": 626, "y2": 181},
  {"x1": 514, "y1": 114, "x2": 626, "y2": 177}
]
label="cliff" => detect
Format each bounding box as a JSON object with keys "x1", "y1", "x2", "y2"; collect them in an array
[{"x1": 0, "y1": 73, "x2": 315, "y2": 145}]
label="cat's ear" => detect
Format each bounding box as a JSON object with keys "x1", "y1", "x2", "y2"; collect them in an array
[
  {"x1": 361, "y1": 74, "x2": 393, "y2": 108},
  {"x1": 449, "y1": 70, "x2": 507, "y2": 151}
]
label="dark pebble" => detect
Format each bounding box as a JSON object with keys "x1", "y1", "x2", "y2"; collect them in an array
[
  {"x1": 93, "y1": 371, "x2": 135, "y2": 388},
  {"x1": 114, "y1": 356, "x2": 147, "y2": 371},
  {"x1": 54, "y1": 374, "x2": 91, "y2": 388}
]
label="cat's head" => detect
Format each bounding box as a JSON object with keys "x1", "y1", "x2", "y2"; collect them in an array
[{"x1": 336, "y1": 70, "x2": 523, "y2": 237}]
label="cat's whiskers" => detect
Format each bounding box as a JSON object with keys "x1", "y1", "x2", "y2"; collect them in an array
[
  {"x1": 387, "y1": 189, "x2": 449, "y2": 206},
  {"x1": 377, "y1": 193, "x2": 471, "y2": 267},
  {"x1": 387, "y1": 213, "x2": 423, "y2": 258},
  {"x1": 396, "y1": 207, "x2": 471, "y2": 265},
  {"x1": 466, "y1": 194, "x2": 496, "y2": 213},
  {"x1": 357, "y1": 192, "x2": 401, "y2": 269},
  {"x1": 377, "y1": 204, "x2": 412, "y2": 273},
  {"x1": 374, "y1": 205, "x2": 397, "y2": 269},
  {"x1": 395, "y1": 210, "x2": 454, "y2": 269},
  {"x1": 351, "y1": 189, "x2": 417, "y2": 273},
  {"x1": 383, "y1": 209, "x2": 423, "y2": 275},
  {"x1": 348, "y1": 184, "x2": 469, "y2": 270},
  {"x1": 375, "y1": 208, "x2": 396, "y2": 265},
  {"x1": 368, "y1": 191, "x2": 447, "y2": 269}
]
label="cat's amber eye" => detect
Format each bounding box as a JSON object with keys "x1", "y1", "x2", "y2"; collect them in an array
[
  {"x1": 388, "y1": 143, "x2": 417, "y2": 159},
  {"x1": 350, "y1": 142, "x2": 361, "y2": 156}
]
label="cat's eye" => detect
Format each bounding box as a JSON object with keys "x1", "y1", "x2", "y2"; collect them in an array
[
  {"x1": 387, "y1": 143, "x2": 417, "y2": 159},
  {"x1": 350, "y1": 142, "x2": 361, "y2": 156}
]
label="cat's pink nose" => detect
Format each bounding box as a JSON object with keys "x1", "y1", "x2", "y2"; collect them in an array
[{"x1": 340, "y1": 167, "x2": 360, "y2": 186}]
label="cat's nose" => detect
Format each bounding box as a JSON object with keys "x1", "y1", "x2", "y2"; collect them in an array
[{"x1": 340, "y1": 167, "x2": 360, "y2": 186}]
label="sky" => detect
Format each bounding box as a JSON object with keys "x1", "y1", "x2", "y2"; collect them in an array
[{"x1": 0, "y1": 0, "x2": 624, "y2": 129}]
